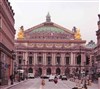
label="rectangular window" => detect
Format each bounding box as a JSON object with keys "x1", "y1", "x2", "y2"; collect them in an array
[
  {"x1": 56, "y1": 56, "x2": 60, "y2": 65},
  {"x1": 65, "y1": 57, "x2": 69, "y2": 65},
  {"x1": 29, "y1": 56, "x2": 32, "y2": 64},
  {"x1": 47, "y1": 56, "x2": 51, "y2": 65},
  {"x1": 38, "y1": 56, "x2": 42, "y2": 64},
  {"x1": 18, "y1": 56, "x2": 22, "y2": 64}
]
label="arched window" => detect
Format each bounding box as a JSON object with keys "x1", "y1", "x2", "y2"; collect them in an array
[
  {"x1": 56, "y1": 68, "x2": 61, "y2": 75},
  {"x1": 47, "y1": 68, "x2": 51, "y2": 75},
  {"x1": 28, "y1": 68, "x2": 33, "y2": 73}
]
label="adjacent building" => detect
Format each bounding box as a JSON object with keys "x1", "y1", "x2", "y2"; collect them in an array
[
  {"x1": 95, "y1": 14, "x2": 100, "y2": 74},
  {"x1": 15, "y1": 13, "x2": 95, "y2": 77},
  {"x1": 0, "y1": 0, "x2": 15, "y2": 85}
]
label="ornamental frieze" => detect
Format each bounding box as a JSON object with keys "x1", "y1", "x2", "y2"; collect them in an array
[
  {"x1": 64, "y1": 44, "x2": 71, "y2": 48},
  {"x1": 55, "y1": 43, "x2": 62, "y2": 48},
  {"x1": 28, "y1": 43, "x2": 35, "y2": 47},
  {"x1": 45, "y1": 43, "x2": 53, "y2": 48},
  {"x1": 36, "y1": 43, "x2": 44, "y2": 48}
]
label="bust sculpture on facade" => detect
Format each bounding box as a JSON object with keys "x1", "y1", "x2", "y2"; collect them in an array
[
  {"x1": 74, "y1": 29, "x2": 81, "y2": 40},
  {"x1": 17, "y1": 26, "x2": 24, "y2": 39}
]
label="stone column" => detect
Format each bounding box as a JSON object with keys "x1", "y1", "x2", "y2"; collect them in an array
[
  {"x1": 52, "y1": 53, "x2": 56, "y2": 65},
  {"x1": 24, "y1": 52, "x2": 28, "y2": 65},
  {"x1": 34, "y1": 53, "x2": 37, "y2": 65},
  {"x1": 81, "y1": 53, "x2": 85, "y2": 66},
  {"x1": 73, "y1": 53, "x2": 76, "y2": 65},
  {"x1": 43, "y1": 53, "x2": 46, "y2": 65},
  {"x1": 43, "y1": 68, "x2": 46, "y2": 75},
  {"x1": 70, "y1": 52, "x2": 74, "y2": 65},
  {"x1": 61, "y1": 53, "x2": 65, "y2": 65}
]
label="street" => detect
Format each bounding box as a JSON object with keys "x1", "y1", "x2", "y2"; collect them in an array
[
  {"x1": 8, "y1": 78, "x2": 76, "y2": 89},
  {"x1": 7, "y1": 78, "x2": 98, "y2": 89}
]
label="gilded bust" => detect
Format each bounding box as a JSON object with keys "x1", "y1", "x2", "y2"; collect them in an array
[
  {"x1": 17, "y1": 26, "x2": 24, "y2": 39},
  {"x1": 74, "y1": 29, "x2": 81, "y2": 40}
]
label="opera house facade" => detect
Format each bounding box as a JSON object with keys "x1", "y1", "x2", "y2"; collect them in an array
[{"x1": 15, "y1": 13, "x2": 96, "y2": 77}]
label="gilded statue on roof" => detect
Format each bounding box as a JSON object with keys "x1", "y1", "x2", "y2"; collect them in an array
[
  {"x1": 74, "y1": 29, "x2": 81, "y2": 40},
  {"x1": 17, "y1": 26, "x2": 24, "y2": 39}
]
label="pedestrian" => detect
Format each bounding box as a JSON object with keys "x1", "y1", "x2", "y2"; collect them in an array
[
  {"x1": 54, "y1": 76, "x2": 58, "y2": 84},
  {"x1": 41, "y1": 79, "x2": 45, "y2": 86},
  {"x1": 10, "y1": 74, "x2": 14, "y2": 85}
]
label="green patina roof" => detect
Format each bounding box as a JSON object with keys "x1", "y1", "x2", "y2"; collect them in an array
[{"x1": 31, "y1": 26, "x2": 65, "y2": 33}]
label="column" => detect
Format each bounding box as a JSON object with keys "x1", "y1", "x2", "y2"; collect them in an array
[
  {"x1": 81, "y1": 53, "x2": 85, "y2": 66},
  {"x1": 61, "y1": 53, "x2": 65, "y2": 65},
  {"x1": 70, "y1": 52, "x2": 74, "y2": 65},
  {"x1": 73, "y1": 53, "x2": 76, "y2": 65},
  {"x1": 43, "y1": 53, "x2": 46, "y2": 65},
  {"x1": 52, "y1": 53, "x2": 56, "y2": 65},
  {"x1": 34, "y1": 53, "x2": 37, "y2": 65},
  {"x1": 25, "y1": 52, "x2": 28, "y2": 65}
]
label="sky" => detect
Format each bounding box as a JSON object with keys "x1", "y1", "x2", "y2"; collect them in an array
[{"x1": 8, "y1": 0, "x2": 99, "y2": 43}]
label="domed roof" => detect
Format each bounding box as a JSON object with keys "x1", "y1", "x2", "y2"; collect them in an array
[{"x1": 24, "y1": 13, "x2": 74, "y2": 40}]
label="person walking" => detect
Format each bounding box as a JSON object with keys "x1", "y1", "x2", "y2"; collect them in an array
[{"x1": 10, "y1": 74, "x2": 14, "y2": 85}]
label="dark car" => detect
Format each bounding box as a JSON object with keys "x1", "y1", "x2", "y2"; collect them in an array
[{"x1": 61, "y1": 75, "x2": 67, "y2": 80}]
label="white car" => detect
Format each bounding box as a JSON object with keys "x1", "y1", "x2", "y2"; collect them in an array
[
  {"x1": 49, "y1": 75, "x2": 55, "y2": 81},
  {"x1": 28, "y1": 73, "x2": 34, "y2": 78}
]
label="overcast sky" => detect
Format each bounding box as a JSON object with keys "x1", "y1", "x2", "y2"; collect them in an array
[{"x1": 9, "y1": 0, "x2": 99, "y2": 43}]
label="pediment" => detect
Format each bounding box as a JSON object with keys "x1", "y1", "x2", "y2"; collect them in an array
[{"x1": 24, "y1": 22, "x2": 74, "y2": 40}]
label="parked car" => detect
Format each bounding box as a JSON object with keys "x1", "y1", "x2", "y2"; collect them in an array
[
  {"x1": 41, "y1": 75, "x2": 50, "y2": 79},
  {"x1": 61, "y1": 75, "x2": 67, "y2": 80},
  {"x1": 49, "y1": 75, "x2": 55, "y2": 81},
  {"x1": 28, "y1": 73, "x2": 34, "y2": 78}
]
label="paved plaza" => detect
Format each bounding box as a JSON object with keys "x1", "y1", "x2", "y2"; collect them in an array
[{"x1": 0, "y1": 78, "x2": 98, "y2": 89}]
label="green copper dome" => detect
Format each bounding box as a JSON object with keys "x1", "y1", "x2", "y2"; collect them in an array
[{"x1": 31, "y1": 26, "x2": 65, "y2": 33}]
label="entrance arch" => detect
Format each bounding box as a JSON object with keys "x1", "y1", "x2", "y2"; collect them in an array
[
  {"x1": 28, "y1": 67, "x2": 33, "y2": 73},
  {"x1": 56, "y1": 68, "x2": 61, "y2": 75},
  {"x1": 38, "y1": 68, "x2": 42, "y2": 76},
  {"x1": 65, "y1": 67, "x2": 70, "y2": 75},
  {"x1": 46, "y1": 68, "x2": 51, "y2": 75}
]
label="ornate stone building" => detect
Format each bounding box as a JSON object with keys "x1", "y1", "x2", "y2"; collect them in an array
[
  {"x1": 15, "y1": 13, "x2": 94, "y2": 77},
  {"x1": 0, "y1": 0, "x2": 15, "y2": 85},
  {"x1": 95, "y1": 14, "x2": 100, "y2": 73}
]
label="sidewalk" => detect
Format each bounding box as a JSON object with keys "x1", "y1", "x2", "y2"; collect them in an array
[
  {"x1": 0, "y1": 79, "x2": 27, "y2": 89},
  {"x1": 69, "y1": 78, "x2": 98, "y2": 89}
]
